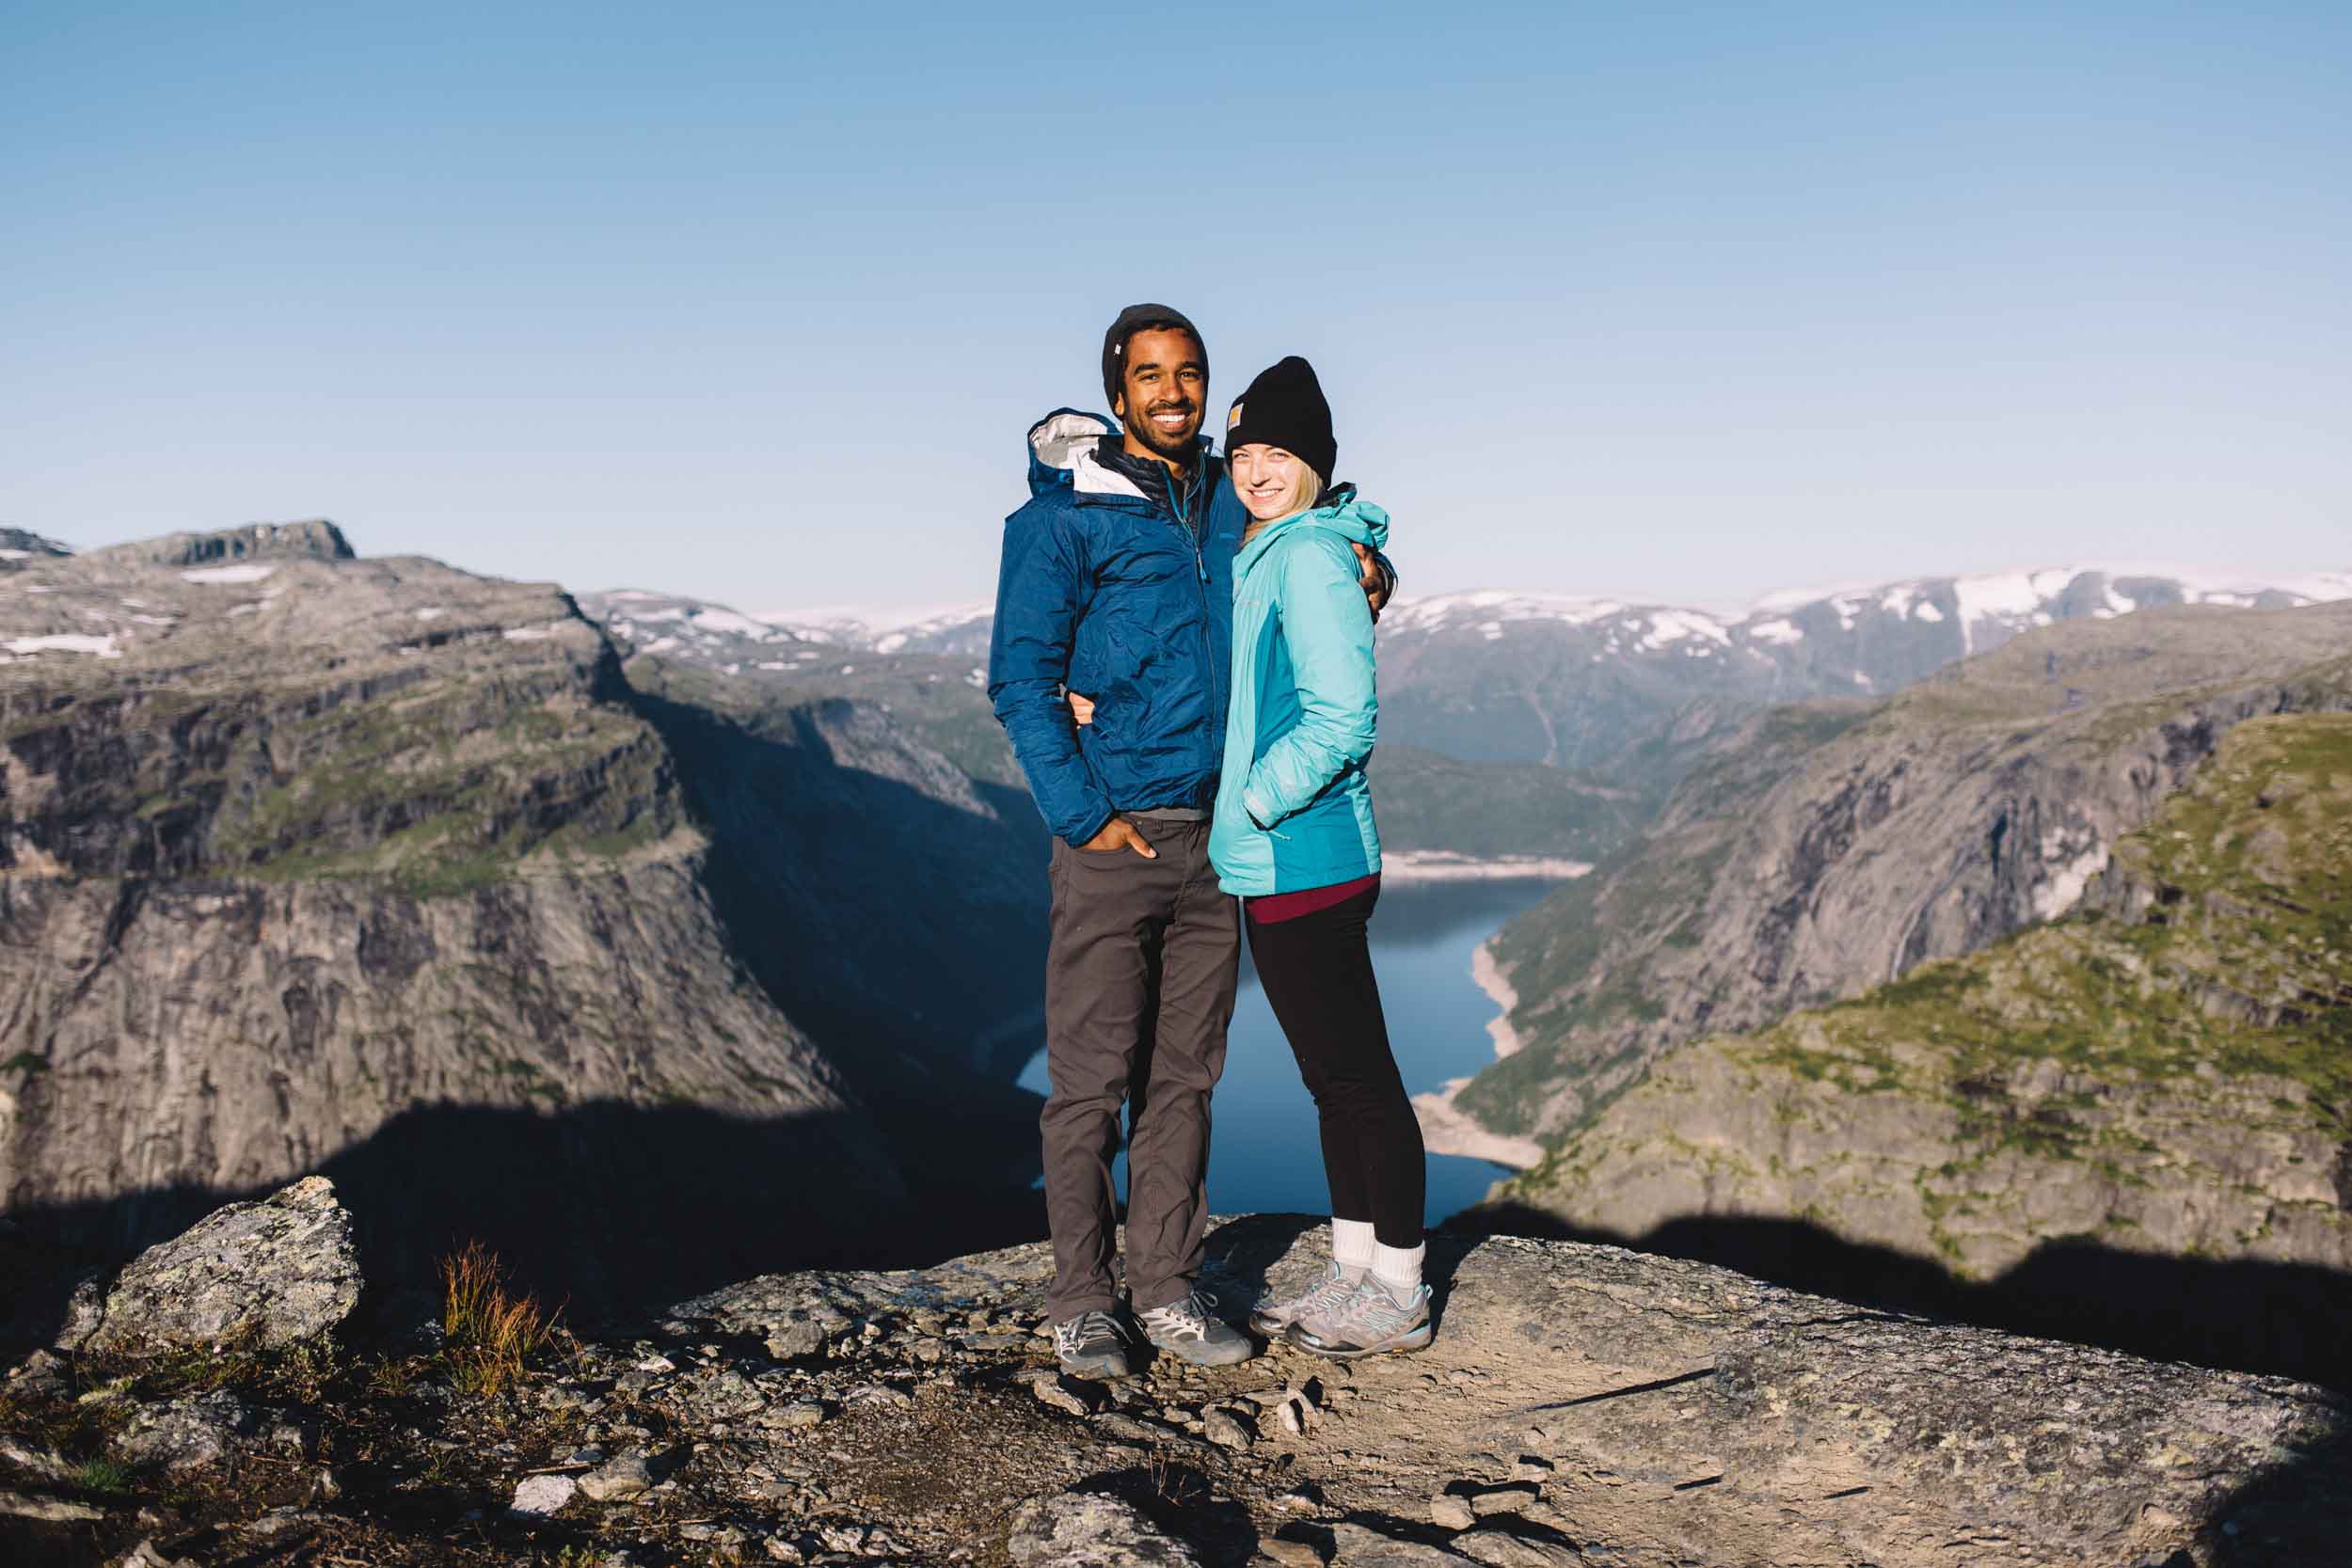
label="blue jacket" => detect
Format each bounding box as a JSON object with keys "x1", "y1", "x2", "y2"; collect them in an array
[
  {"x1": 988, "y1": 411, "x2": 1248, "y2": 847},
  {"x1": 1210, "y1": 493, "x2": 1390, "y2": 897}
]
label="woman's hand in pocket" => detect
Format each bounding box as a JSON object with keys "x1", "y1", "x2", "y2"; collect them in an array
[{"x1": 1067, "y1": 691, "x2": 1096, "y2": 727}]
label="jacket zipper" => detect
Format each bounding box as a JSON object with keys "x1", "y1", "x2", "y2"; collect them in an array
[{"x1": 1181, "y1": 464, "x2": 1221, "y2": 809}]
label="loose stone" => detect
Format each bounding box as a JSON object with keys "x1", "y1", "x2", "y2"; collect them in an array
[
  {"x1": 1470, "y1": 1482, "x2": 1541, "y2": 1516},
  {"x1": 510, "y1": 1473, "x2": 578, "y2": 1516},
  {"x1": 1202, "y1": 1408, "x2": 1254, "y2": 1450},
  {"x1": 1033, "y1": 1377, "x2": 1093, "y2": 1418}
]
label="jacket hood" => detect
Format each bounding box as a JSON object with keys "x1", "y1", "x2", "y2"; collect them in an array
[
  {"x1": 1026, "y1": 409, "x2": 1116, "y2": 498},
  {"x1": 1025, "y1": 408, "x2": 1218, "y2": 503},
  {"x1": 1233, "y1": 488, "x2": 1390, "y2": 578}
]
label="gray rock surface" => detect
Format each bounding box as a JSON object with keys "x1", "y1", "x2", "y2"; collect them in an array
[
  {"x1": 112, "y1": 1390, "x2": 255, "y2": 1473},
  {"x1": 680, "y1": 1214, "x2": 2349, "y2": 1567},
  {"x1": 79, "y1": 1177, "x2": 358, "y2": 1355},
  {"x1": 1008, "y1": 1492, "x2": 1204, "y2": 1568},
  {"x1": 0, "y1": 1485, "x2": 105, "y2": 1522}
]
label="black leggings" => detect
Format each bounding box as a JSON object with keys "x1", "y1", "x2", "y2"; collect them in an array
[{"x1": 1245, "y1": 883, "x2": 1425, "y2": 1248}]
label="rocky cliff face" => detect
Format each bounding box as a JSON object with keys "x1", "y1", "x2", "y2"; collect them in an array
[
  {"x1": 1454, "y1": 602, "x2": 2352, "y2": 1142},
  {"x1": 0, "y1": 526, "x2": 1044, "y2": 1310},
  {"x1": 1486, "y1": 713, "x2": 2351, "y2": 1383}
]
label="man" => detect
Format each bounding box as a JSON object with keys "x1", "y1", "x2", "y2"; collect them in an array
[{"x1": 988, "y1": 305, "x2": 1390, "y2": 1377}]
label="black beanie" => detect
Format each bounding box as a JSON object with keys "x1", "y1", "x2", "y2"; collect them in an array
[
  {"x1": 1223, "y1": 356, "x2": 1336, "y2": 483},
  {"x1": 1102, "y1": 303, "x2": 1207, "y2": 411}
]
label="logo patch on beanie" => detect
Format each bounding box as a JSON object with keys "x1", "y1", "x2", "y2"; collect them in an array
[{"x1": 1227, "y1": 403, "x2": 1244, "y2": 429}]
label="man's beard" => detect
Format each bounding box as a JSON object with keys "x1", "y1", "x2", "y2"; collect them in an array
[{"x1": 1125, "y1": 404, "x2": 1199, "y2": 462}]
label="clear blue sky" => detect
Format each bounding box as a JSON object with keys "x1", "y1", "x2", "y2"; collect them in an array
[{"x1": 6, "y1": 2, "x2": 2347, "y2": 611}]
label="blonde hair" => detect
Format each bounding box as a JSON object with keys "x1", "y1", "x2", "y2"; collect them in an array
[
  {"x1": 1292, "y1": 466, "x2": 1327, "y2": 515},
  {"x1": 1237, "y1": 454, "x2": 1327, "y2": 540}
]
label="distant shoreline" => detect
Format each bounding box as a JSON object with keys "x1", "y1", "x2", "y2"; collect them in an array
[
  {"x1": 1411, "y1": 1076, "x2": 1545, "y2": 1171},
  {"x1": 1408, "y1": 888, "x2": 1565, "y2": 1171},
  {"x1": 1470, "y1": 942, "x2": 1525, "y2": 1060},
  {"x1": 1381, "y1": 851, "x2": 1594, "y2": 883}
]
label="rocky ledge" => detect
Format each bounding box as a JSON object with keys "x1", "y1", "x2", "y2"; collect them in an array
[{"x1": 4, "y1": 1182, "x2": 2346, "y2": 1567}]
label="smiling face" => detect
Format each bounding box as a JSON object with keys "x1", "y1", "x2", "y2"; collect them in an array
[
  {"x1": 1113, "y1": 326, "x2": 1208, "y2": 467},
  {"x1": 1229, "y1": 444, "x2": 1322, "y2": 523}
]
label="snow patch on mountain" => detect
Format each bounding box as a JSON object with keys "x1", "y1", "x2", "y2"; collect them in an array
[
  {"x1": 4, "y1": 632, "x2": 122, "y2": 657},
  {"x1": 1381, "y1": 591, "x2": 1628, "y2": 634},
  {"x1": 760, "y1": 602, "x2": 995, "y2": 654}
]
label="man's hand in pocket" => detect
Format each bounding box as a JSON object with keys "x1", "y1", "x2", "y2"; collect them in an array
[{"x1": 1077, "y1": 816, "x2": 1156, "y2": 858}]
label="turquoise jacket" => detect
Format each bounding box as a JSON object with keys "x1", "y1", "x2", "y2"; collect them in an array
[{"x1": 1209, "y1": 491, "x2": 1391, "y2": 897}]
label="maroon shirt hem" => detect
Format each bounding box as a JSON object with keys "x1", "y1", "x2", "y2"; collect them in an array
[{"x1": 1245, "y1": 872, "x2": 1381, "y2": 926}]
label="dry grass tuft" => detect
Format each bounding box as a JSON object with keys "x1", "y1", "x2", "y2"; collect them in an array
[{"x1": 439, "y1": 1240, "x2": 555, "y2": 1400}]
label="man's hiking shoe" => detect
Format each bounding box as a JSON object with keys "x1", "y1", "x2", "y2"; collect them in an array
[
  {"x1": 1287, "y1": 1277, "x2": 1433, "y2": 1360},
  {"x1": 1137, "y1": 1288, "x2": 1257, "y2": 1367},
  {"x1": 1053, "y1": 1309, "x2": 1135, "y2": 1379},
  {"x1": 1248, "y1": 1259, "x2": 1366, "y2": 1337}
]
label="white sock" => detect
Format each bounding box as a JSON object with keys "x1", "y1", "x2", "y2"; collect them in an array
[
  {"x1": 1331, "y1": 1218, "x2": 1376, "y2": 1275},
  {"x1": 1372, "y1": 1241, "x2": 1425, "y2": 1299}
]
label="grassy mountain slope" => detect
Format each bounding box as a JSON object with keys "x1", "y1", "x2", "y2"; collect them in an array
[
  {"x1": 1454, "y1": 602, "x2": 2352, "y2": 1142},
  {"x1": 1490, "y1": 712, "x2": 2352, "y2": 1283}
]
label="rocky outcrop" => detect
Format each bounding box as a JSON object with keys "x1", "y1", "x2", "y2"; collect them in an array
[
  {"x1": 1455, "y1": 602, "x2": 2352, "y2": 1142},
  {"x1": 0, "y1": 530, "x2": 74, "y2": 571},
  {"x1": 1009, "y1": 1493, "x2": 1203, "y2": 1567},
  {"x1": 70, "y1": 1176, "x2": 359, "y2": 1356},
  {"x1": 6, "y1": 1209, "x2": 2345, "y2": 1567}
]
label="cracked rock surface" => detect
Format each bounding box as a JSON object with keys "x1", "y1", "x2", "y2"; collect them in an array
[{"x1": 6, "y1": 1206, "x2": 2347, "y2": 1566}]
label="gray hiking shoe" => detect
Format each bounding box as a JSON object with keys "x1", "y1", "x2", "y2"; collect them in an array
[
  {"x1": 1137, "y1": 1287, "x2": 1257, "y2": 1367},
  {"x1": 1052, "y1": 1309, "x2": 1135, "y2": 1379},
  {"x1": 1287, "y1": 1277, "x2": 1434, "y2": 1360},
  {"x1": 1248, "y1": 1259, "x2": 1367, "y2": 1337}
]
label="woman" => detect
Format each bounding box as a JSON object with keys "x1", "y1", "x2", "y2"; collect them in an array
[{"x1": 1207, "y1": 356, "x2": 1431, "y2": 1360}]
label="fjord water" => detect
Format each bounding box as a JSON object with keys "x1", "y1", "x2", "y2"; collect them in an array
[{"x1": 1018, "y1": 878, "x2": 1561, "y2": 1227}]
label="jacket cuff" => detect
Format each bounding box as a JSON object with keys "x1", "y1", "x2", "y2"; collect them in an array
[{"x1": 1242, "y1": 785, "x2": 1278, "y2": 831}]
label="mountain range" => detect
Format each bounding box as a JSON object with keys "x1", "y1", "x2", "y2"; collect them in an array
[
  {"x1": 8, "y1": 522, "x2": 2350, "y2": 1353},
  {"x1": 597, "y1": 564, "x2": 2352, "y2": 863}
]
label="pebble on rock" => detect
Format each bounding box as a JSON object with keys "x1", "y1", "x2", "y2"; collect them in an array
[
  {"x1": 1470, "y1": 1482, "x2": 1541, "y2": 1516},
  {"x1": 1202, "y1": 1408, "x2": 1254, "y2": 1450},
  {"x1": 1033, "y1": 1376, "x2": 1094, "y2": 1418},
  {"x1": 578, "y1": 1449, "x2": 657, "y2": 1503},
  {"x1": 1429, "y1": 1491, "x2": 1476, "y2": 1530},
  {"x1": 510, "y1": 1473, "x2": 578, "y2": 1516}
]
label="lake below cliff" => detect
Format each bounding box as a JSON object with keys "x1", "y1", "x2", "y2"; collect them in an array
[{"x1": 1018, "y1": 877, "x2": 1561, "y2": 1228}]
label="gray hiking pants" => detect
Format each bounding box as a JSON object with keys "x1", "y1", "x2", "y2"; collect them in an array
[{"x1": 1040, "y1": 817, "x2": 1240, "y2": 1323}]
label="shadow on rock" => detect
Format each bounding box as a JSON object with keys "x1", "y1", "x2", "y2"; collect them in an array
[
  {"x1": 1448, "y1": 1203, "x2": 2352, "y2": 1394},
  {"x1": 1071, "y1": 1464, "x2": 1259, "y2": 1565},
  {"x1": 5, "y1": 1099, "x2": 1052, "y2": 1361},
  {"x1": 2206, "y1": 1422, "x2": 2352, "y2": 1566}
]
